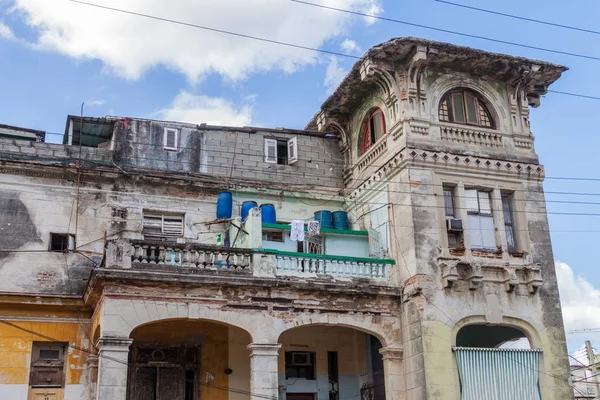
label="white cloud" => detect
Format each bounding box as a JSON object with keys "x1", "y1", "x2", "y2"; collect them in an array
[
  {"x1": 156, "y1": 91, "x2": 252, "y2": 126},
  {"x1": 341, "y1": 38, "x2": 361, "y2": 55},
  {"x1": 556, "y1": 261, "x2": 600, "y2": 352},
  {"x1": 10, "y1": 0, "x2": 382, "y2": 82},
  {"x1": 324, "y1": 56, "x2": 347, "y2": 95},
  {"x1": 86, "y1": 99, "x2": 105, "y2": 106},
  {"x1": 361, "y1": 2, "x2": 383, "y2": 25},
  {"x1": 0, "y1": 21, "x2": 15, "y2": 40}
]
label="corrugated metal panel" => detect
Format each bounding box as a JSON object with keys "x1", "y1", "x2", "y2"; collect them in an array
[{"x1": 455, "y1": 347, "x2": 542, "y2": 400}]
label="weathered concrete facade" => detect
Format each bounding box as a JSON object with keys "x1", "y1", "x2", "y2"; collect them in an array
[
  {"x1": 309, "y1": 37, "x2": 572, "y2": 399},
  {"x1": 0, "y1": 37, "x2": 571, "y2": 400}
]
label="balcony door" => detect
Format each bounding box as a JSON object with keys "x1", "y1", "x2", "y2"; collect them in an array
[{"x1": 128, "y1": 343, "x2": 200, "y2": 400}]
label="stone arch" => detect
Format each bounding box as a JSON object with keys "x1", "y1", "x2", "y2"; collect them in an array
[
  {"x1": 100, "y1": 298, "x2": 279, "y2": 344},
  {"x1": 274, "y1": 313, "x2": 400, "y2": 348},
  {"x1": 352, "y1": 96, "x2": 391, "y2": 160},
  {"x1": 428, "y1": 74, "x2": 511, "y2": 132},
  {"x1": 451, "y1": 315, "x2": 542, "y2": 349}
]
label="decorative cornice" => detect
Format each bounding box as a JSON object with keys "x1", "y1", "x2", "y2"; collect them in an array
[{"x1": 347, "y1": 147, "x2": 544, "y2": 200}]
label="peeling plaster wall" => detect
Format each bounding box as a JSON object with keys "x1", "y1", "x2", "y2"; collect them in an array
[
  {"x1": 0, "y1": 321, "x2": 93, "y2": 400},
  {"x1": 111, "y1": 119, "x2": 344, "y2": 189}
]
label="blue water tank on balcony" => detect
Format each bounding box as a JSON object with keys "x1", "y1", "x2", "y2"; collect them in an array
[
  {"x1": 332, "y1": 211, "x2": 349, "y2": 230},
  {"x1": 314, "y1": 210, "x2": 333, "y2": 229},
  {"x1": 241, "y1": 201, "x2": 258, "y2": 221},
  {"x1": 260, "y1": 204, "x2": 277, "y2": 223},
  {"x1": 216, "y1": 191, "x2": 233, "y2": 219}
]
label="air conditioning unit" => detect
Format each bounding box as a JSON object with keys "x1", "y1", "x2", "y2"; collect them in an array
[
  {"x1": 446, "y1": 218, "x2": 463, "y2": 232},
  {"x1": 291, "y1": 352, "x2": 311, "y2": 366}
]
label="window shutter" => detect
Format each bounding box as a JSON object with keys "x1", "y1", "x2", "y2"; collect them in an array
[
  {"x1": 287, "y1": 136, "x2": 298, "y2": 165},
  {"x1": 264, "y1": 138, "x2": 277, "y2": 163},
  {"x1": 143, "y1": 213, "x2": 163, "y2": 235},
  {"x1": 478, "y1": 191, "x2": 492, "y2": 215},
  {"x1": 163, "y1": 128, "x2": 178, "y2": 150},
  {"x1": 464, "y1": 190, "x2": 479, "y2": 213},
  {"x1": 468, "y1": 214, "x2": 484, "y2": 249},
  {"x1": 163, "y1": 215, "x2": 184, "y2": 236},
  {"x1": 480, "y1": 216, "x2": 496, "y2": 249}
]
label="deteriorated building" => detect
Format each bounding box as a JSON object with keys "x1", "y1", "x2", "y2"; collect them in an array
[{"x1": 0, "y1": 37, "x2": 572, "y2": 400}]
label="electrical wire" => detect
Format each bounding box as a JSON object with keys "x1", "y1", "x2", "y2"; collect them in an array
[
  {"x1": 68, "y1": 0, "x2": 355, "y2": 60},
  {"x1": 283, "y1": 0, "x2": 600, "y2": 62},
  {"x1": 433, "y1": 0, "x2": 600, "y2": 36}
]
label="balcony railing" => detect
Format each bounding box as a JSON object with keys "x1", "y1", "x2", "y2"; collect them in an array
[
  {"x1": 261, "y1": 249, "x2": 393, "y2": 280},
  {"x1": 439, "y1": 123, "x2": 503, "y2": 148},
  {"x1": 130, "y1": 240, "x2": 252, "y2": 271},
  {"x1": 106, "y1": 240, "x2": 395, "y2": 282}
]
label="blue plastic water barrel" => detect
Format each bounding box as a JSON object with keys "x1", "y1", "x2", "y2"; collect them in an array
[
  {"x1": 314, "y1": 210, "x2": 333, "y2": 229},
  {"x1": 260, "y1": 204, "x2": 277, "y2": 223},
  {"x1": 216, "y1": 191, "x2": 233, "y2": 219},
  {"x1": 241, "y1": 201, "x2": 258, "y2": 221},
  {"x1": 332, "y1": 211, "x2": 350, "y2": 230}
]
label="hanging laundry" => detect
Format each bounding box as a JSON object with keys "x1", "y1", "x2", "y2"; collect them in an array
[
  {"x1": 307, "y1": 220, "x2": 320, "y2": 237},
  {"x1": 290, "y1": 220, "x2": 305, "y2": 242}
]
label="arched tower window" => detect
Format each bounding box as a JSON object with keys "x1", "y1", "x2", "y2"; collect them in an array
[
  {"x1": 439, "y1": 89, "x2": 494, "y2": 128},
  {"x1": 359, "y1": 108, "x2": 386, "y2": 156}
]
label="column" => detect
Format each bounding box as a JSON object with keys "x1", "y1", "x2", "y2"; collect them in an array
[
  {"x1": 86, "y1": 354, "x2": 99, "y2": 400},
  {"x1": 96, "y1": 337, "x2": 133, "y2": 400},
  {"x1": 247, "y1": 343, "x2": 281, "y2": 400},
  {"x1": 380, "y1": 345, "x2": 405, "y2": 400}
]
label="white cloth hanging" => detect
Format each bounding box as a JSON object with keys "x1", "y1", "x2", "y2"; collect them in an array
[{"x1": 290, "y1": 220, "x2": 305, "y2": 242}]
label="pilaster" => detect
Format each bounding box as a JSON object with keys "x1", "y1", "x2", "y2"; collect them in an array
[
  {"x1": 247, "y1": 343, "x2": 281, "y2": 400},
  {"x1": 96, "y1": 337, "x2": 133, "y2": 400},
  {"x1": 380, "y1": 345, "x2": 405, "y2": 400}
]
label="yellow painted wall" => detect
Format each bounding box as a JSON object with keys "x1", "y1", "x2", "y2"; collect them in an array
[
  {"x1": 0, "y1": 321, "x2": 92, "y2": 386},
  {"x1": 131, "y1": 319, "x2": 246, "y2": 400}
]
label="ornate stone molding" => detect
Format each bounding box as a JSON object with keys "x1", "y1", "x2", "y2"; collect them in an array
[
  {"x1": 436, "y1": 258, "x2": 544, "y2": 294},
  {"x1": 439, "y1": 260, "x2": 459, "y2": 288},
  {"x1": 347, "y1": 147, "x2": 544, "y2": 200},
  {"x1": 467, "y1": 263, "x2": 483, "y2": 290},
  {"x1": 524, "y1": 264, "x2": 543, "y2": 294},
  {"x1": 247, "y1": 343, "x2": 282, "y2": 357},
  {"x1": 503, "y1": 265, "x2": 519, "y2": 293},
  {"x1": 379, "y1": 345, "x2": 404, "y2": 360}
]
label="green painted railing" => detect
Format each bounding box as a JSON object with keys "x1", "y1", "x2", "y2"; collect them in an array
[{"x1": 256, "y1": 248, "x2": 393, "y2": 279}]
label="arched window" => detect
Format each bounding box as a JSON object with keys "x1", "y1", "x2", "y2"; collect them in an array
[
  {"x1": 439, "y1": 89, "x2": 494, "y2": 128},
  {"x1": 359, "y1": 108, "x2": 386, "y2": 156}
]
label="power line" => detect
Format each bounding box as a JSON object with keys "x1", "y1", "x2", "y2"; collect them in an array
[
  {"x1": 68, "y1": 0, "x2": 356, "y2": 60},
  {"x1": 547, "y1": 90, "x2": 600, "y2": 101},
  {"x1": 433, "y1": 0, "x2": 600, "y2": 36},
  {"x1": 283, "y1": 0, "x2": 600, "y2": 62}
]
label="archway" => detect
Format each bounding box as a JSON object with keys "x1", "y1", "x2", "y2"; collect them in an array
[
  {"x1": 456, "y1": 324, "x2": 531, "y2": 349},
  {"x1": 278, "y1": 325, "x2": 387, "y2": 400},
  {"x1": 127, "y1": 319, "x2": 252, "y2": 400},
  {"x1": 454, "y1": 324, "x2": 541, "y2": 400}
]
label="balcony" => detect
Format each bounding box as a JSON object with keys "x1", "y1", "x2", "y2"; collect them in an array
[
  {"x1": 264, "y1": 249, "x2": 390, "y2": 279},
  {"x1": 104, "y1": 239, "x2": 394, "y2": 283}
]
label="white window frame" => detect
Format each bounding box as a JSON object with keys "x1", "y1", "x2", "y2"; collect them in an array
[
  {"x1": 264, "y1": 137, "x2": 298, "y2": 165},
  {"x1": 142, "y1": 211, "x2": 184, "y2": 237},
  {"x1": 465, "y1": 189, "x2": 496, "y2": 250},
  {"x1": 287, "y1": 136, "x2": 298, "y2": 165},
  {"x1": 163, "y1": 127, "x2": 179, "y2": 151},
  {"x1": 264, "y1": 138, "x2": 277, "y2": 163}
]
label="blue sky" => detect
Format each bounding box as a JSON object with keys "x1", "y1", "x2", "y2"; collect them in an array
[{"x1": 1, "y1": 0, "x2": 600, "y2": 351}]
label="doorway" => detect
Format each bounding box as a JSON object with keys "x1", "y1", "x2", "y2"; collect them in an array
[{"x1": 127, "y1": 343, "x2": 200, "y2": 400}]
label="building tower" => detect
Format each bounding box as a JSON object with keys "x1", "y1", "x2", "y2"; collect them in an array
[{"x1": 308, "y1": 38, "x2": 573, "y2": 400}]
